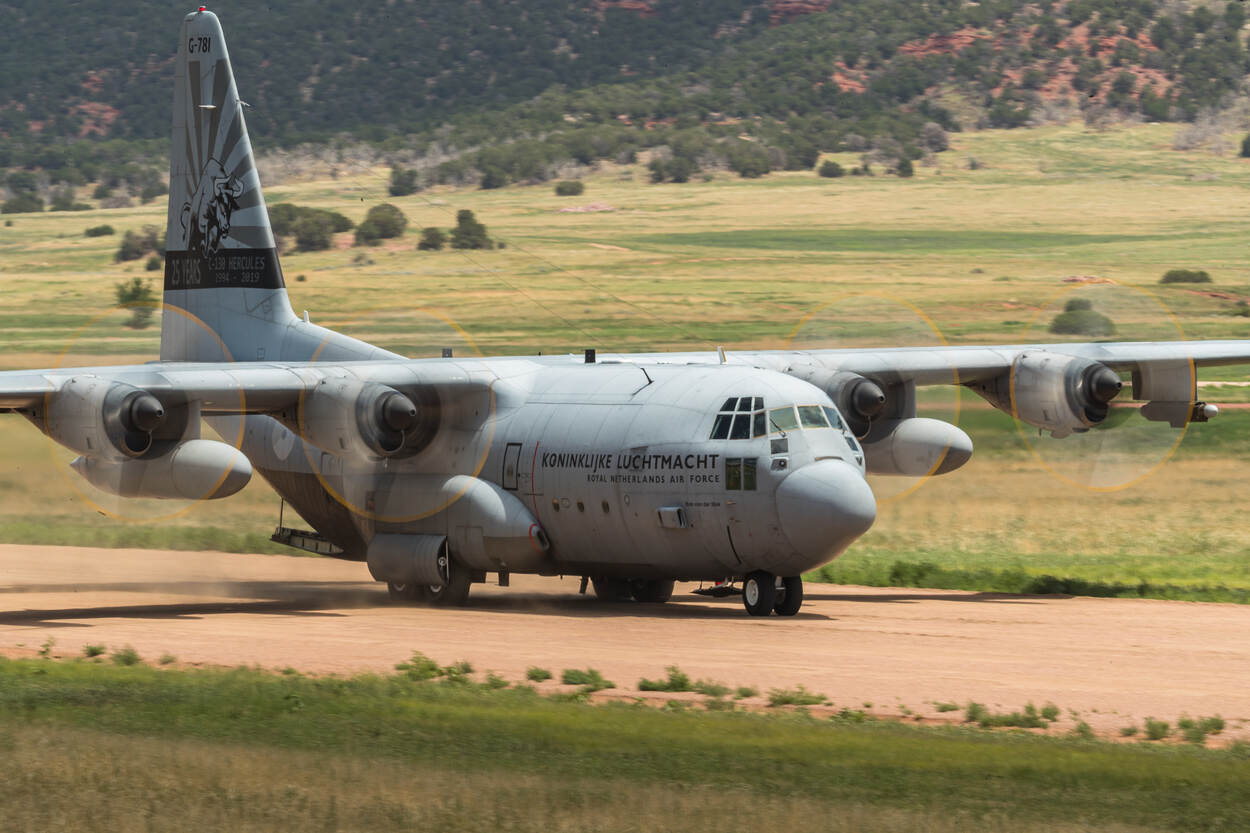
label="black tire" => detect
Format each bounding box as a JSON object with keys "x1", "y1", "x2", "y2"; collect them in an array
[
  {"x1": 631, "y1": 579, "x2": 675, "y2": 604},
  {"x1": 426, "y1": 556, "x2": 472, "y2": 607},
  {"x1": 742, "y1": 571, "x2": 776, "y2": 616},
  {"x1": 591, "y1": 577, "x2": 633, "y2": 602},
  {"x1": 774, "y1": 576, "x2": 803, "y2": 616},
  {"x1": 386, "y1": 581, "x2": 425, "y2": 603}
]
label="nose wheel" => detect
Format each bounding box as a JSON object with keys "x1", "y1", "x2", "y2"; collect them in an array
[{"x1": 742, "y1": 572, "x2": 803, "y2": 616}]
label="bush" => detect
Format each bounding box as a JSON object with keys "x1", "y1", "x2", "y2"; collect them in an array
[
  {"x1": 110, "y1": 645, "x2": 142, "y2": 666},
  {"x1": 144, "y1": 254, "x2": 163, "y2": 272},
  {"x1": 767, "y1": 685, "x2": 825, "y2": 707},
  {"x1": 449, "y1": 209, "x2": 490, "y2": 250},
  {"x1": 734, "y1": 686, "x2": 759, "y2": 699},
  {"x1": 1160, "y1": 269, "x2": 1212, "y2": 284},
  {"x1": 1144, "y1": 718, "x2": 1170, "y2": 741},
  {"x1": 271, "y1": 204, "x2": 353, "y2": 239},
  {"x1": 561, "y1": 668, "x2": 614, "y2": 691},
  {"x1": 84, "y1": 224, "x2": 115, "y2": 237},
  {"x1": 293, "y1": 214, "x2": 335, "y2": 251},
  {"x1": 92, "y1": 182, "x2": 112, "y2": 200},
  {"x1": 388, "y1": 165, "x2": 419, "y2": 197},
  {"x1": 638, "y1": 666, "x2": 692, "y2": 692},
  {"x1": 648, "y1": 157, "x2": 695, "y2": 183},
  {"x1": 818, "y1": 160, "x2": 844, "y2": 178},
  {"x1": 1242, "y1": 133, "x2": 1250, "y2": 159},
  {"x1": 1049, "y1": 297, "x2": 1115, "y2": 337},
  {"x1": 417, "y1": 226, "x2": 446, "y2": 251},
  {"x1": 50, "y1": 187, "x2": 90, "y2": 211},
  {"x1": 1, "y1": 192, "x2": 43, "y2": 214},
  {"x1": 525, "y1": 666, "x2": 552, "y2": 682},
  {"x1": 896, "y1": 158, "x2": 914, "y2": 178},
  {"x1": 82, "y1": 644, "x2": 106, "y2": 658},
  {"x1": 693, "y1": 679, "x2": 730, "y2": 698},
  {"x1": 115, "y1": 277, "x2": 155, "y2": 329},
  {"x1": 395, "y1": 651, "x2": 442, "y2": 681},
  {"x1": 554, "y1": 180, "x2": 585, "y2": 196}
]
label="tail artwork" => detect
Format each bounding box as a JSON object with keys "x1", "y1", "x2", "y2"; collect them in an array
[{"x1": 161, "y1": 9, "x2": 390, "y2": 365}]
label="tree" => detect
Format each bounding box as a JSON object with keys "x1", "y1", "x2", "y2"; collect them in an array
[
  {"x1": 115, "y1": 277, "x2": 155, "y2": 329},
  {"x1": 1241, "y1": 134, "x2": 1250, "y2": 159},
  {"x1": 726, "y1": 141, "x2": 771, "y2": 178},
  {"x1": 294, "y1": 214, "x2": 334, "y2": 251},
  {"x1": 388, "y1": 165, "x2": 419, "y2": 197},
  {"x1": 554, "y1": 180, "x2": 585, "y2": 196},
  {"x1": 450, "y1": 210, "x2": 490, "y2": 250},
  {"x1": 1048, "y1": 297, "x2": 1115, "y2": 337},
  {"x1": 1, "y1": 192, "x2": 43, "y2": 214},
  {"x1": 417, "y1": 227, "x2": 446, "y2": 251},
  {"x1": 896, "y1": 157, "x2": 914, "y2": 178},
  {"x1": 921, "y1": 122, "x2": 949, "y2": 152},
  {"x1": 354, "y1": 203, "x2": 408, "y2": 245}
]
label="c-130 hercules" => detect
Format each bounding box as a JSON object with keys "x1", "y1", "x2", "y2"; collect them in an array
[{"x1": 1, "y1": 9, "x2": 1245, "y2": 616}]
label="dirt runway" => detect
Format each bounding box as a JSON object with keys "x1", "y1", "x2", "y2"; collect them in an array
[{"x1": 1, "y1": 543, "x2": 1247, "y2": 738}]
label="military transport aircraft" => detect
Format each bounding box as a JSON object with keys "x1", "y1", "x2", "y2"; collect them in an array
[{"x1": 0, "y1": 9, "x2": 1245, "y2": 616}]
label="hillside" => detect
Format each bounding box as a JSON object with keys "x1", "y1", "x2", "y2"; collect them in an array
[{"x1": 2, "y1": 0, "x2": 1249, "y2": 198}]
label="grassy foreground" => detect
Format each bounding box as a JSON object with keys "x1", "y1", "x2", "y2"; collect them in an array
[{"x1": 0, "y1": 657, "x2": 1247, "y2": 832}]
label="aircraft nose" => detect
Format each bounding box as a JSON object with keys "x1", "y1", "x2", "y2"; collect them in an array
[{"x1": 776, "y1": 459, "x2": 877, "y2": 565}]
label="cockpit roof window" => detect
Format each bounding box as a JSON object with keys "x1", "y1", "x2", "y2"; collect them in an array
[
  {"x1": 798, "y1": 405, "x2": 830, "y2": 429},
  {"x1": 711, "y1": 396, "x2": 767, "y2": 440}
]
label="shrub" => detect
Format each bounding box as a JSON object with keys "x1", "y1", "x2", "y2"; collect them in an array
[
  {"x1": 935, "y1": 702, "x2": 959, "y2": 713},
  {"x1": 110, "y1": 646, "x2": 142, "y2": 666},
  {"x1": 395, "y1": 651, "x2": 442, "y2": 681},
  {"x1": 693, "y1": 679, "x2": 730, "y2": 698},
  {"x1": 1049, "y1": 297, "x2": 1115, "y2": 337},
  {"x1": 484, "y1": 672, "x2": 509, "y2": 690},
  {"x1": 1, "y1": 193, "x2": 43, "y2": 214},
  {"x1": 271, "y1": 204, "x2": 354, "y2": 239},
  {"x1": 144, "y1": 254, "x2": 163, "y2": 272},
  {"x1": 648, "y1": 157, "x2": 695, "y2": 183},
  {"x1": 1144, "y1": 718, "x2": 1170, "y2": 740},
  {"x1": 818, "y1": 160, "x2": 844, "y2": 178},
  {"x1": 417, "y1": 226, "x2": 446, "y2": 251},
  {"x1": 355, "y1": 203, "x2": 407, "y2": 245},
  {"x1": 115, "y1": 278, "x2": 155, "y2": 329},
  {"x1": 449, "y1": 209, "x2": 490, "y2": 250},
  {"x1": 1071, "y1": 721, "x2": 1095, "y2": 740},
  {"x1": 92, "y1": 182, "x2": 113, "y2": 200},
  {"x1": 525, "y1": 666, "x2": 552, "y2": 682},
  {"x1": 50, "y1": 188, "x2": 90, "y2": 211},
  {"x1": 726, "y1": 141, "x2": 771, "y2": 178},
  {"x1": 734, "y1": 686, "x2": 759, "y2": 699},
  {"x1": 388, "y1": 165, "x2": 419, "y2": 197},
  {"x1": 1120, "y1": 725, "x2": 1139, "y2": 737},
  {"x1": 1040, "y1": 703, "x2": 1060, "y2": 722},
  {"x1": 1242, "y1": 133, "x2": 1250, "y2": 159},
  {"x1": 965, "y1": 702, "x2": 990, "y2": 723},
  {"x1": 139, "y1": 181, "x2": 167, "y2": 204},
  {"x1": 293, "y1": 213, "x2": 334, "y2": 251},
  {"x1": 921, "y1": 121, "x2": 950, "y2": 152},
  {"x1": 554, "y1": 180, "x2": 585, "y2": 196},
  {"x1": 639, "y1": 666, "x2": 692, "y2": 692},
  {"x1": 1160, "y1": 269, "x2": 1212, "y2": 284},
  {"x1": 767, "y1": 685, "x2": 825, "y2": 707},
  {"x1": 84, "y1": 224, "x2": 115, "y2": 237},
  {"x1": 704, "y1": 697, "x2": 734, "y2": 711},
  {"x1": 896, "y1": 158, "x2": 914, "y2": 177},
  {"x1": 158, "y1": 653, "x2": 177, "y2": 666},
  {"x1": 82, "y1": 644, "x2": 106, "y2": 658},
  {"x1": 561, "y1": 668, "x2": 614, "y2": 691},
  {"x1": 116, "y1": 230, "x2": 148, "y2": 261}
]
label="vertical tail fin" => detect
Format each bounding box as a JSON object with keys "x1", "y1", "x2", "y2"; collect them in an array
[{"x1": 161, "y1": 8, "x2": 295, "y2": 363}]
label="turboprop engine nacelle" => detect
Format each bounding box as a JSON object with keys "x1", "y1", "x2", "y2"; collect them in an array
[
  {"x1": 286, "y1": 378, "x2": 435, "y2": 459},
  {"x1": 70, "y1": 439, "x2": 251, "y2": 500},
  {"x1": 793, "y1": 370, "x2": 887, "y2": 438},
  {"x1": 41, "y1": 376, "x2": 186, "y2": 461},
  {"x1": 971, "y1": 351, "x2": 1123, "y2": 438},
  {"x1": 860, "y1": 418, "x2": 973, "y2": 476}
]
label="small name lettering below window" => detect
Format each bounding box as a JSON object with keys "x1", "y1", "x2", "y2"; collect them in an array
[
  {"x1": 710, "y1": 396, "x2": 768, "y2": 440},
  {"x1": 725, "y1": 457, "x2": 758, "y2": 490}
]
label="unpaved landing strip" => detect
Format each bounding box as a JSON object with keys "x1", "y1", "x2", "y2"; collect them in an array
[{"x1": 1, "y1": 543, "x2": 1247, "y2": 739}]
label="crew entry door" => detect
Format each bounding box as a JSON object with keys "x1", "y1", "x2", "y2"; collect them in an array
[{"x1": 501, "y1": 442, "x2": 522, "y2": 490}]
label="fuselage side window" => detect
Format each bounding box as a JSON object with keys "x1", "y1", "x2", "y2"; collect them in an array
[
  {"x1": 798, "y1": 405, "x2": 830, "y2": 429},
  {"x1": 725, "y1": 457, "x2": 742, "y2": 489},
  {"x1": 742, "y1": 458, "x2": 757, "y2": 490}
]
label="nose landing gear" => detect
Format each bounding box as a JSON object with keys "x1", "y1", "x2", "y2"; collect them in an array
[{"x1": 742, "y1": 572, "x2": 803, "y2": 616}]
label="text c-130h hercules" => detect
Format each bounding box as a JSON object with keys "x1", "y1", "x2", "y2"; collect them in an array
[{"x1": 1, "y1": 9, "x2": 1246, "y2": 616}]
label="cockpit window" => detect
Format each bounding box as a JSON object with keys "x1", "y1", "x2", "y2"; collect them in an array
[
  {"x1": 769, "y1": 406, "x2": 798, "y2": 432},
  {"x1": 797, "y1": 405, "x2": 830, "y2": 428},
  {"x1": 821, "y1": 405, "x2": 845, "y2": 431},
  {"x1": 710, "y1": 396, "x2": 768, "y2": 440}
]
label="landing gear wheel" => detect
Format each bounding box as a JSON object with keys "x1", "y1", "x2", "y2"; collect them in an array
[
  {"x1": 774, "y1": 576, "x2": 803, "y2": 616},
  {"x1": 386, "y1": 581, "x2": 425, "y2": 603},
  {"x1": 426, "y1": 557, "x2": 472, "y2": 607},
  {"x1": 742, "y1": 571, "x2": 777, "y2": 617},
  {"x1": 631, "y1": 579, "x2": 675, "y2": 603},
  {"x1": 591, "y1": 577, "x2": 633, "y2": 602}
]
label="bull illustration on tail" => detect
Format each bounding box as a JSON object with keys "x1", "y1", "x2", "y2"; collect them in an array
[{"x1": 180, "y1": 158, "x2": 244, "y2": 258}]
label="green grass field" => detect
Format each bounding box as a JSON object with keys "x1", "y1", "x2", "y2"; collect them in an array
[
  {"x1": 0, "y1": 657, "x2": 1246, "y2": 832},
  {"x1": 2, "y1": 122, "x2": 1250, "y2": 599}
]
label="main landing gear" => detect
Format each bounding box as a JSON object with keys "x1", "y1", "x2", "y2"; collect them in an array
[
  {"x1": 386, "y1": 556, "x2": 473, "y2": 607},
  {"x1": 742, "y1": 572, "x2": 803, "y2": 617}
]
